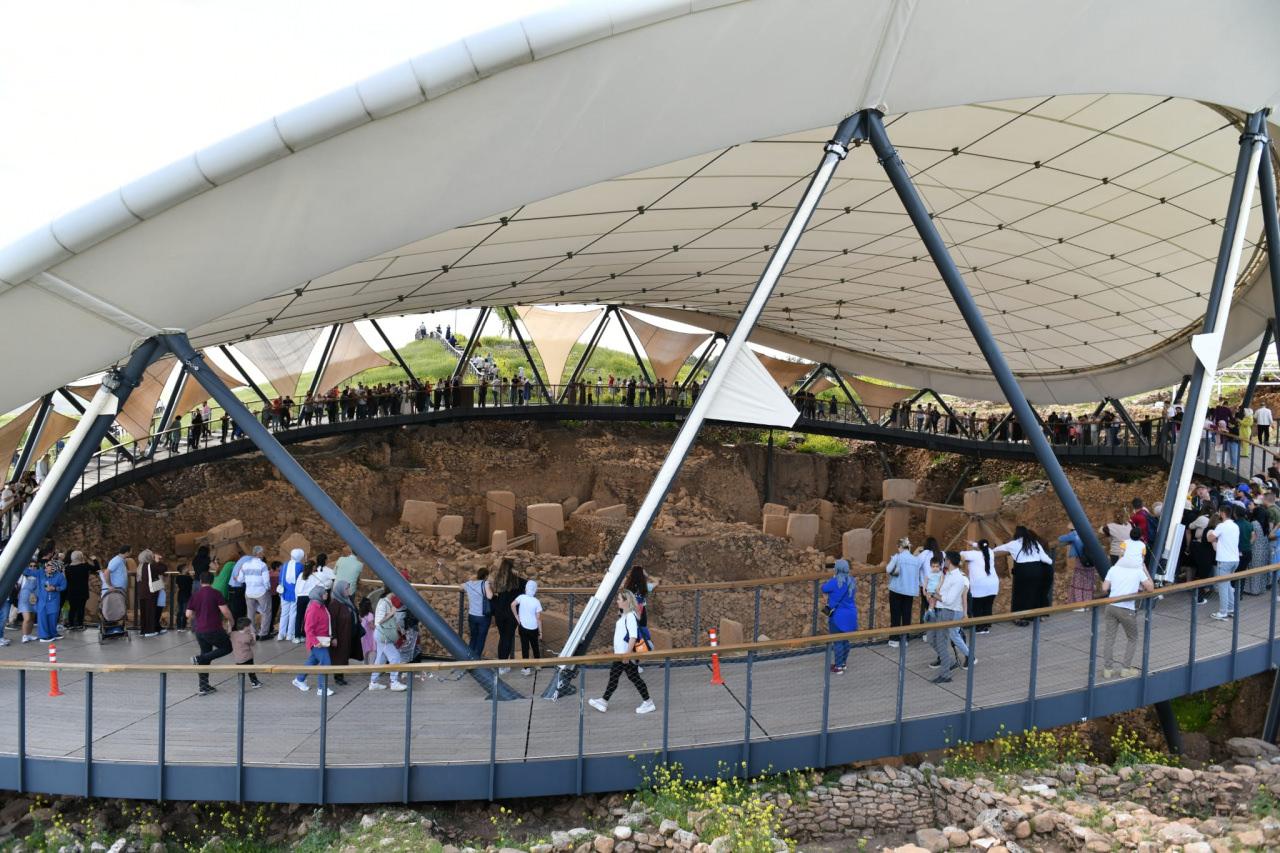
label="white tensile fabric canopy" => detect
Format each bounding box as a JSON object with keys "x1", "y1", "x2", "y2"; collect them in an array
[
  {"x1": 0, "y1": 0, "x2": 1278, "y2": 413},
  {"x1": 755, "y1": 352, "x2": 813, "y2": 388},
  {"x1": 705, "y1": 346, "x2": 799, "y2": 429},
  {"x1": 621, "y1": 310, "x2": 710, "y2": 382}
]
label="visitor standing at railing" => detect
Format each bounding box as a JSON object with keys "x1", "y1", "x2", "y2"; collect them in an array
[
  {"x1": 994, "y1": 527, "x2": 1053, "y2": 626},
  {"x1": 959, "y1": 541, "x2": 997, "y2": 633},
  {"x1": 238, "y1": 546, "x2": 272, "y2": 640},
  {"x1": 589, "y1": 590, "x2": 655, "y2": 715},
  {"x1": 512, "y1": 580, "x2": 543, "y2": 676},
  {"x1": 1100, "y1": 543, "x2": 1153, "y2": 679},
  {"x1": 917, "y1": 536, "x2": 943, "y2": 625},
  {"x1": 63, "y1": 551, "x2": 95, "y2": 631},
  {"x1": 1058, "y1": 526, "x2": 1095, "y2": 604},
  {"x1": 34, "y1": 557, "x2": 65, "y2": 642},
  {"x1": 137, "y1": 550, "x2": 166, "y2": 637},
  {"x1": 276, "y1": 549, "x2": 304, "y2": 643},
  {"x1": 230, "y1": 618, "x2": 263, "y2": 689},
  {"x1": 16, "y1": 556, "x2": 38, "y2": 644},
  {"x1": 819, "y1": 559, "x2": 858, "y2": 674},
  {"x1": 1186, "y1": 512, "x2": 1215, "y2": 603},
  {"x1": 885, "y1": 538, "x2": 922, "y2": 648},
  {"x1": 328, "y1": 580, "x2": 361, "y2": 686},
  {"x1": 1100, "y1": 511, "x2": 1133, "y2": 569},
  {"x1": 490, "y1": 558, "x2": 525, "y2": 674},
  {"x1": 463, "y1": 566, "x2": 492, "y2": 658},
  {"x1": 1245, "y1": 506, "x2": 1271, "y2": 596},
  {"x1": 1256, "y1": 403, "x2": 1274, "y2": 446},
  {"x1": 1207, "y1": 508, "x2": 1240, "y2": 621},
  {"x1": 293, "y1": 562, "x2": 319, "y2": 643}
]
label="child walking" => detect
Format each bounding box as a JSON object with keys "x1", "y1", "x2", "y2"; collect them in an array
[{"x1": 230, "y1": 617, "x2": 262, "y2": 689}]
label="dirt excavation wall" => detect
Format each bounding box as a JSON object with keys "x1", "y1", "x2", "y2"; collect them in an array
[{"x1": 52, "y1": 421, "x2": 1169, "y2": 652}]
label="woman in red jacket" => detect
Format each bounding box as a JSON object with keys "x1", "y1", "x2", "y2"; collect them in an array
[{"x1": 292, "y1": 585, "x2": 334, "y2": 697}]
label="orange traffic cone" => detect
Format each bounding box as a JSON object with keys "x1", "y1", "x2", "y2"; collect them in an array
[
  {"x1": 708, "y1": 628, "x2": 724, "y2": 685},
  {"x1": 48, "y1": 643, "x2": 62, "y2": 697}
]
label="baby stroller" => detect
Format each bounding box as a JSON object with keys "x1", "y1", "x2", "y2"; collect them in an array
[{"x1": 98, "y1": 588, "x2": 131, "y2": 643}]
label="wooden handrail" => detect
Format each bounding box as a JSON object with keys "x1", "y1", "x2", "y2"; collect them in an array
[{"x1": 14, "y1": 561, "x2": 1276, "y2": 675}]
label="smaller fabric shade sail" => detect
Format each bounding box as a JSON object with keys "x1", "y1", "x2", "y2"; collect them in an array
[
  {"x1": 517, "y1": 306, "x2": 602, "y2": 385},
  {"x1": 172, "y1": 356, "x2": 244, "y2": 418},
  {"x1": 314, "y1": 324, "x2": 391, "y2": 394},
  {"x1": 30, "y1": 411, "x2": 80, "y2": 463},
  {"x1": 755, "y1": 352, "x2": 812, "y2": 389},
  {"x1": 116, "y1": 357, "x2": 177, "y2": 440},
  {"x1": 807, "y1": 376, "x2": 835, "y2": 395},
  {"x1": 844, "y1": 375, "x2": 916, "y2": 410},
  {"x1": 0, "y1": 402, "x2": 38, "y2": 481},
  {"x1": 621, "y1": 311, "x2": 710, "y2": 382},
  {"x1": 234, "y1": 328, "x2": 324, "y2": 399},
  {"x1": 706, "y1": 346, "x2": 799, "y2": 429}
]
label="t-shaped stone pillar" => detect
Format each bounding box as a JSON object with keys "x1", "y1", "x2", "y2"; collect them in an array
[
  {"x1": 842, "y1": 528, "x2": 872, "y2": 564},
  {"x1": 526, "y1": 503, "x2": 565, "y2": 555},
  {"x1": 881, "y1": 479, "x2": 918, "y2": 563},
  {"x1": 963, "y1": 484, "x2": 1003, "y2": 545},
  {"x1": 486, "y1": 490, "x2": 516, "y2": 539}
]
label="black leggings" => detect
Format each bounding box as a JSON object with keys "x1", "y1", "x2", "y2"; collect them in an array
[
  {"x1": 518, "y1": 626, "x2": 540, "y2": 661},
  {"x1": 496, "y1": 617, "x2": 517, "y2": 660},
  {"x1": 602, "y1": 660, "x2": 649, "y2": 702},
  {"x1": 66, "y1": 595, "x2": 88, "y2": 628},
  {"x1": 888, "y1": 591, "x2": 914, "y2": 641},
  {"x1": 294, "y1": 595, "x2": 309, "y2": 639},
  {"x1": 970, "y1": 595, "x2": 995, "y2": 623}
]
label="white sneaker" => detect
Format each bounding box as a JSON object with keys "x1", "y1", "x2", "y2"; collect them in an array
[
  {"x1": 887, "y1": 640, "x2": 899, "y2": 648},
  {"x1": 497, "y1": 667, "x2": 510, "y2": 675},
  {"x1": 368, "y1": 682, "x2": 388, "y2": 691},
  {"x1": 291, "y1": 637, "x2": 302, "y2": 644},
  {"x1": 1210, "y1": 611, "x2": 1231, "y2": 621},
  {"x1": 0, "y1": 638, "x2": 10, "y2": 647},
  {"x1": 521, "y1": 668, "x2": 533, "y2": 676},
  {"x1": 20, "y1": 636, "x2": 34, "y2": 644},
  {"x1": 390, "y1": 682, "x2": 407, "y2": 692},
  {"x1": 636, "y1": 699, "x2": 656, "y2": 715},
  {"x1": 293, "y1": 680, "x2": 310, "y2": 693},
  {"x1": 589, "y1": 698, "x2": 608, "y2": 713},
  {"x1": 317, "y1": 688, "x2": 335, "y2": 697}
]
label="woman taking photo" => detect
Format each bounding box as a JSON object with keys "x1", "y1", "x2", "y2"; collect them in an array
[
  {"x1": 994, "y1": 527, "x2": 1054, "y2": 625},
  {"x1": 587, "y1": 590, "x2": 655, "y2": 715},
  {"x1": 820, "y1": 559, "x2": 859, "y2": 674}
]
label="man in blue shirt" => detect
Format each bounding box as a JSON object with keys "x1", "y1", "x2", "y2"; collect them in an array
[
  {"x1": 99, "y1": 545, "x2": 131, "y2": 593},
  {"x1": 885, "y1": 537, "x2": 923, "y2": 648}
]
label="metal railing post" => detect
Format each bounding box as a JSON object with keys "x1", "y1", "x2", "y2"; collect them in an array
[
  {"x1": 818, "y1": 644, "x2": 832, "y2": 767},
  {"x1": 1269, "y1": 570, "x2": 1278, "y2": 670},
  {"x1": 1086, "y1": 605, "x2": 1100, "y2": 719},
  {"x1": 752, "y1": 588, "x2": 761, "y2": 641},
  {"x1": 868, "y1": 576, "x2": 878, "y2": 630},
  {"x1": 893, "y1": 640, "x2": 907, "y2": 755},
  {"x1": 318, "y1": 676, "x2": 328, "y2": 805},
  {"x1": 810, "y1": 579, "x2": 820, "y2": 635},
  {"x1": 1140, "y1": 597, "x2": 1153, "y2": 705},
  {"x1": 742, "y1": 651, "x2": 754, "y2": 778},
  {"x1": 402, "y1": 672, "x2": 414, "y2": 803},
  {"x1": 157, "y1": 672, "x2": 166, "y2": 802},
  {"x1": 84, "y1": 672, "x2": 93, "y2": 797},
  {"x1": 236, "y1": 673, "x2": 246, "y2": 803},
  {"x1": 576, "y1": 666, "x2": 586, "y2": 796},
  {"x1": 17, "y1": 670, "x2": 24, "y2": 794},
  {"x1": 692, "y1": 590, "x2": 702, "y2": 646},
  {"x1": 1231, "y1": 579, "x2": 1242, "y2": 681},
  {"x1": 489, "y1": 670, "x2": 499, "y2": 800},
  {"x1": 962, "y1": 626, "x2": 976, "y2": 741},
  {"x1": 1187, "y1": 587, "x2": 1199, "y2": 693},
  {"x1": 661, "y1": 658, "x2": 671, "y2": 765},
  {"x1": 1027, "y1": 617, "x2": 1040, "y2": 729}
]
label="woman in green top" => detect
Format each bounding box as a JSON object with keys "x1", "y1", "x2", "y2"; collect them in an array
[{"x1": 212, "y1": 560, "x2": 235, "y2": 597}]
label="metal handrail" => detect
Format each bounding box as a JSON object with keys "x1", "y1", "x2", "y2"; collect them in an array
[{"x1": 14, "y1": 560, "x2": 1277, "y2": 675}]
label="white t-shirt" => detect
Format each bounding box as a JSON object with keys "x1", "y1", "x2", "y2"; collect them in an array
[
  {"x1": 1105, "y1": 564, "x2": 1148, "y2": 610},
  {"x1": 612, "y1": 611, "x2": 641, "y2": 654},
  {"x1": 1103, "y1": 523, "x2": 1132, "y2": 556},
  {"x1": 1114, "y1": 539, "x2": 1146, "y2": 568},
  {"x1": 513, "y1": 594, "x2": 542, "y2": 630},
  {"x1": 960, "y1": 549, "x2": 999, "y2": 598},
  {"x1": 1256, "y1": 406, "x2": 1273, "y2": 427},
  {"x1": 935, "y1": 570, "x2": 970, "y2": 612},
  {"x1": 1211, "y1": 521, "x2": 1240, "y2": 563},
  {"x1": 993, "y1": 538, "x2": 1053, "y2": 564}
]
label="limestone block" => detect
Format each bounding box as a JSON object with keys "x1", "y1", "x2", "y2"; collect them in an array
[
  {"x1": 924, "y1": 507, "x2": 964, "y2": 542},
  {"x1": 571, "y1": 500, "x2": 598, "y2": 517},
  {"x1": 762, "y1": 514, "x2": 789, "y2": 538},
  {"x1": 881, "y1": 479, "x2": 918, "y2": 502},
  {"x1": 595, "y1": 504, "x2": 626, "y2": 519},
  {"x1": 786, "y1": 513, "x2": 819, "y2": 548},
  {"x1": 718, "y1": 618, "x2": 744, "y2": 647},
  {"x1": 474, "y1": 505, "x2": 489, "y2": 544},
  {"x1": 213, "y1": 541, "x2": 243, "y2": 565},
  {"x1": 648, "y1": 627, "x2": 673, "y2": 651},
  {"x1": 400, "y1": 500, "x2": 438, "y2": 535},
  {"x1": 527, "y1": 503, "x2": 565, "y2": 555},
  {"x1": 964, "y1": 484, "x2": 1002, "y2": 543},
  {"x1": 437, "y1": 515, "x2": 464, "y2": 542},
  {"x1": 205, "y1": 519, "x2": 244, "y2": 546},
  {"x1": 486, "y1": 490, "x2": 516, "y2": 538},
  {"x1": 277, "y1": 532, "x2": 311, "y2": 564},
  {"x1": 489, "y1": 530, "x2": 508, "y2": 553},
  {"x1": 842, "y1": 529, "x2": 873, "y2": 564},
  {"x1": 762, "y1": 502, "x2": 788, "y2": 517},
  {"x1": 561, "y1": 496, "x2": 579, "y2": 515},
  {"x1": 816, "y1": 499, "x2": 834, "y2": 522},
  {"x1": 173, "y1": 532, "x2": 202, "y2": 557}
]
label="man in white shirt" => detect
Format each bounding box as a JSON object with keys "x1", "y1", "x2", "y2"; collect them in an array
[
  {"x1": 234, "y1": 546, "x2": 273, "y2": 639},
  {"x1": 1100, "y1": 556, "x2": 1154, "y2": 678},
  {"x1": 1255, "y1": 404, "x2": 1273, "y2": 446},
  {"x1": 928, "y1": 554, "x2": 970, "y2": 684},
  {"x1": 1207, "y1": 508, "x2": 1241, "y2": 620}
]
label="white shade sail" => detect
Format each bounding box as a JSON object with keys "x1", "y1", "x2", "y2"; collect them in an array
[
  {"x1": 517, "y1": 306, "x2": 602, "y2": 385},
  {"x1": 706, "y1": 345, "x2": 800, "y2": 429},
  {"x1": 621, "y1": 310, "x2": 710, "y2": 382},
  {"x1": 234, "y1": 329, "x2": 323, "y2": 400},
  {"x1": 314, "y1": 324, "x2": 391, "y2": 394}
]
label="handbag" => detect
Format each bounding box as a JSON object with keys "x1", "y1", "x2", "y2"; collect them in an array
[
  {"x1": 147, "y1": 565, "x2": 165, "y2": 594},
  {"x1": 821, "y1": 580, "x2": 851, "y2": 619}
]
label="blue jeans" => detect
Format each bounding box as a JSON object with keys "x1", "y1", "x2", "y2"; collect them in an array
[
  {"x1": 468, "y1": 614, "x2": 491, "y2": 658},
  {"x1": 828, "y1": 618, "x2": 849, "y2": 668},
  {"x1": 1228, "y1": 441, "x2": 1241, "y2": 469},
  {"x1": 1214, "y1": 561, "x2": 1238, "y2": 614},
  {"x1": 0, "y1": 598, "x2": 11, "y2": 632},
  {"x1": 294, "y1": 646, "x2": 331, "y2": 691}
]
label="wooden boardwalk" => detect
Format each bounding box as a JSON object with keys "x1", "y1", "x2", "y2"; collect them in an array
[{"x1": 0, "y1": 586, "x2": 1270, "y2": 769}]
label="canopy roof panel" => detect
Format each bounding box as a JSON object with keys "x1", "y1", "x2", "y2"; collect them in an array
[{"x1": 0, "y1": 0, "x2": 1278, "y2": 411}]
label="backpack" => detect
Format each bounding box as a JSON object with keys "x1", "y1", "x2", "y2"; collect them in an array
[{"x1": 1138, "y1": 509, "x2": 1157, "y2": 542}]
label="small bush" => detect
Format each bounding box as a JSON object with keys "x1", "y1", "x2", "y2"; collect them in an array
[
  {"x1": 1000, "y1": 475, "x2": 1025, "y2": 496},
  {"x1": 794, "y1": 434, "x2": 849, "y2": 456},
  {"x1": 638, "y1": 761, "x2": 793, "y2": 852},
  {"x1": 1110, "y1": 724, "x2": 1172, "y2": 767},
  {"x1": 941, "y1": 726, "x2": 1094, "y2": 778}
]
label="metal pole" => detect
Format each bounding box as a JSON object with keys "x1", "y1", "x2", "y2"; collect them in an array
[
  {"x1": 560, "y1": 306, "x2": 610, "y2": 401},
  {"x1": 504, "y1": 307, "x2": 551, "y2": 402},
  {"x1": 926, "y1": 389, "x2": 970, "y2": 437},
  {"x1": 0, "y1": 340, "x2": 164, "y2": 602},
  {"x1": 11, "y1": 394, "x2": 53, "y2": 479},
  {"x1": 764, "y1": 429, "x2": 773, "y2": 504},
  {"x1": 1154, "y1": 700, "x2": 1184, "y2": 755},
  {"x1": 1258, "y1": 143, "x2": 1280, "y2": 370},
  {"x1": 1106, "y1": 398, "x2": 1148, "y2": 447},
  {"x1": 543, "y1": 112, "x2": 867, "y2": 699},
  {"x1": 306, "y1": 324, "x2": 342, "y2": 399},
  {"x1": 146, "y1": 368, "x2": 188, "y2": 458},
  {"x1": 369, "y1": 318, "x2": 418, "y2": 384},
  {"x1": 866, "y1": 110, "x2": 1112, "y2": 575},
  {"x1": 1150, "y1": 110, "x2": 1267, "y2": 582},
  {"x1": 828, "y1": 369, "x2": 871, "y2": 424},
  {"x1": 1173, "y1": 375, "x2": 1190, "y2": 406},
  {"x1": 58, "y1": 389, "x2": 134, "y2": 462},
  {"x1": 616, "y1": 312, "x2": 653, "y2": 384},
  {"x1": 161, "y1": 333, "x2": 517, "y2": 699},
  {"x1": 218, "y1": 345, "x2": 272, "y2": 406},
  {"x1": 679, "y1": 334, "x2": 720, "y2": 392},
  {"x1": 157, "y1": 672, "x2": 166, "y2": 803},
  {"x1": 1264, "y1": 673, "x2": 1280, "y2": 744},
  {"x1": 452, "y1": 307, "x2": 492, "y2": 381},
  {"x1": 1243, "y1": 321, "x2": 1274, "y2": 409}
]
